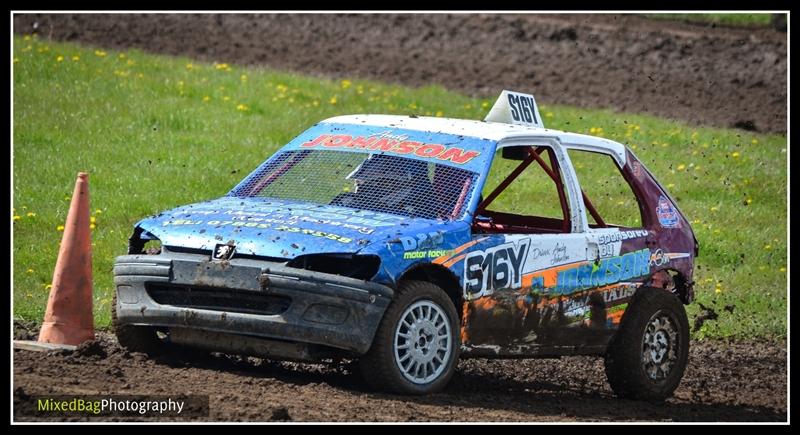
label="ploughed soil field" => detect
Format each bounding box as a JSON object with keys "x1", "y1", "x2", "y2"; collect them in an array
[
  {"x1": 13, "y1": 325, "x2": 786, "y2": 422},
  {"x1": 13, "y1": 13, "x2": 786, "y2": 133}
]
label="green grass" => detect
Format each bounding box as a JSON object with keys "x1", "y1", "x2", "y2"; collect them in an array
[
  {"x1": 643, "y1": 13, "x2": 775, "y2": 27},
  {"x1": 13, "y1": 36, "x2": 787, "y2": 340}
]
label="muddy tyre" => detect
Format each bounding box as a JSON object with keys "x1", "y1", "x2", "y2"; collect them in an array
[
  {"x1": 111, "y1": 293, "x2": 163, "y2": 355},
  {"x1": 359, "y1": 280, "x2": 460, "y2": 395},
  {"x1": 604, "y1": 286, "x2": 690, "y2": 402}
]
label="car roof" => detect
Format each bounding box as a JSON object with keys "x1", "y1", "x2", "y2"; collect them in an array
[{"x1": 323, "y1": 114, "x2": 629, "y2": 165}]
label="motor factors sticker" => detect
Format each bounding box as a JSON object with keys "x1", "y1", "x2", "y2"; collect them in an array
[{"x1": 656, "y1": 195, "x2": 681, "y2": 228}]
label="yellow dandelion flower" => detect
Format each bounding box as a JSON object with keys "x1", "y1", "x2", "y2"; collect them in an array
[
  {"x1": 203, "y1": 95, "x2": 210, "y2": 102},
  {"x1": 715, "y1": 288, "x2": 722, "y2": 294},
  {"x1": 94, "y1": 209, "x2": 102, "y2": 214},
  {"x1": 341, "y1": 79, "x2": 351, "y2": 89},
  {"x1": 45, "y1": 284, "x2": 52, "y2": 290},
  {"x1": 236, "y1": 104, "x2": 248, "y2": 111},
  {"x1": 731, "y1": 151, "x2": 740, "y2": 158},
  {"x1": 764, "y1": 244, "x2": 772, "y2": 250},
  {"x1": 435, "y1": 110, "x2": 444, "y2": 117},
  {"x1": 312, "y1": 100, "x2": 319, "y2": 107},
  {"x1": 26, "y1": 212, "x2": 36, "y2": 217},
  {"x1": 751, "y1": 139, "x2": 758, "y2": 144},
  {"x1": 56, "y1": 55, "x2": 64, "y2": 62},
  {"x1": 94, "y1": 50, "x2": 107, "y2": 57},
  {"x1": 546, "y1": 112, "x2": 554, "y2": 118},
  {"x1": 329, "y1": 96, "x2": 337, "y2": 105},
  {"x1": 676, "y1": 164, "x2": 686, "y2": 171},
  {"x1": 23, "y1": 35, "x2": 31, "y2": 41},
  {"x1": 118, "y1": 53, "x2": 126, "y2": 59},
  {"x1": 13, "y1": 215, "x2": 21, "y2": 221},
  {"x1": 89, "y1": 223, "x2": 96, "y2": 230},
  {"x1": 57, "y1": 225, "x2": 65, "y2": 231},
  {"x1": 26, "y1": 268, "x2": 34, "y2": 273},
  {"x1": 710, "y1": 206, "x2": 719, "y2": 212},
  {"x1": 240, "y1": 74, "x2": 247, "y2": 81},
  {"x1": 589, "y1": 127, "x2": 597, "y2": 134},
  {"x1": 746, "y1": 198, "x2": 753, "y2": 205},
  {"x1": 186, "y1": 63, "x2": 194, "y2": 70},
  {"x1": 72, "y1": 55, "x2": 80, "y2": 61},
  {"x1": 222, "y1": 96, "x2": 230, "y2": 101},
  {"x1": 780, "y1": 267, "x2": 786, "y2": 273},
  {"x1": 90, "y1": 216, "x2": 96, "y2": 224},
  {"x1": 667, "y1": 183, "x2": 676, "y2": 189}
]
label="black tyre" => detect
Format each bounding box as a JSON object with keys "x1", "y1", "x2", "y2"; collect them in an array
[
  {"x1": 359, "y1": 280, "x2": 460, "y2": 395},
  {"x1": 111, "y1": 292, "x2": 163, "y2": 355},
  {"x1": 604, "y1": 286, "x2": 690, "y2": 402}
]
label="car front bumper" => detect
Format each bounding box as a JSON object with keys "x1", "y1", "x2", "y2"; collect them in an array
[{"x1": 113, "y1": 252, "x2": 393, "y2": 355}]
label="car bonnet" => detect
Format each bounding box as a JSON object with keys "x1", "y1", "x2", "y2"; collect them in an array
[{"x1": 135, "y1": 196, "x2": 446, "y2": 259}]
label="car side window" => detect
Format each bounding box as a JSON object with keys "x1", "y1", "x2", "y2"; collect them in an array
[
  {"x1": 474, "y1": 146, "x2": 570, "y2": 234},
  {"x1": 566, "y1": 149, "x2": 643, "y2": 228}
]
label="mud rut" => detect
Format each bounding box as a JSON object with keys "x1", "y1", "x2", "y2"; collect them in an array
[{"x1": 12, "y1": 13, "x2": 787, "y2": 422}]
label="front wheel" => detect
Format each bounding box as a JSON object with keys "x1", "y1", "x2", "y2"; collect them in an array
[
  {"x1": 604, "y1": 287, "x2": 690, "y2": 402},
  {"x1": 359, "y1": 280, "x2": 460, "y2": 395}
]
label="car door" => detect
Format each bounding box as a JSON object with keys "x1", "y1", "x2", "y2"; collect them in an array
[
  {"x1": 458, "y1": 142, "x2": 596, "y2": 356},
  {"x1": 565, "y1": 147, "x2": 653, "y2": 328}
]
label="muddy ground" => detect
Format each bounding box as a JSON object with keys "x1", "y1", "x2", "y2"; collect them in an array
[
  {"x1": 12, "y1": 13, "x2": 787, "y2": 133},
  {"x1": 13, "y1": 323, "x2": 786, "y2": 422}
]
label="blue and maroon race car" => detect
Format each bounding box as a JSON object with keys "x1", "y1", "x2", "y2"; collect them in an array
[{"x1": 113, "y1": 91, "x2": 698, "y2": 400}]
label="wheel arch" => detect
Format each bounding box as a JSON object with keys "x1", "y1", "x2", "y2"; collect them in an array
[
  {"x1": 646, "y1": 268, "x2": 694, "y2": 305},
  {"x1": 398, "y1": 262, "x2": 463, "y2": 313}
]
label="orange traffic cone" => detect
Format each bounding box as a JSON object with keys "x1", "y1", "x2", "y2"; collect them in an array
[{"x1": 38, "y1": 172, "x2": 94, "y2": 345}]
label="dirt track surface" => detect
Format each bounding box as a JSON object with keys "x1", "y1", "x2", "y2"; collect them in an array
[
  {"x1": 12, "y1": 13, "x2": 787, "y2": 133},
  {"x1": 13, "y1": 329, "x2": 786, "y2": 422}
]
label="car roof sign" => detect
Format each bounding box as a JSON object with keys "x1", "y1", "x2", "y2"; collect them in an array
[{"x1": 483, "y1": 90, "x2": 544, "y2": 129}]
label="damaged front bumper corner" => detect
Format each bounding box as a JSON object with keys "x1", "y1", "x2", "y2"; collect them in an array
[{"x1": 113, "y1": 252, "x2": 393, "y2": 355}]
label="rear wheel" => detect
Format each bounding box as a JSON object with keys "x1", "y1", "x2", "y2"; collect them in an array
[
  {"x1": 604, "y1": 287, "x2": 690, "y2": 402},
  {"x1": 111, "y1": 292, "x2": 163, "y2": 355},
  {"x1": 359, "y1": 280, "x2": 460, "y2": 395}
]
